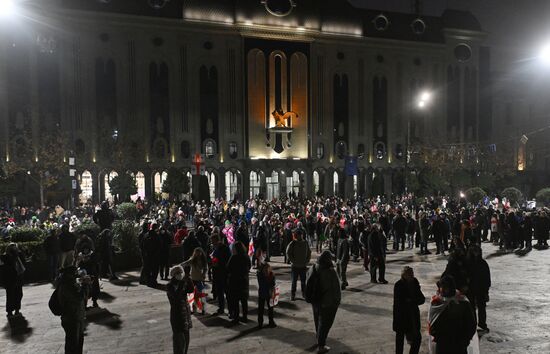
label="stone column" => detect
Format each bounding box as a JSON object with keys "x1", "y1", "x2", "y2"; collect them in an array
[
  {"x1": 384, "y1": 169, "x2": 393, "y2": 198},
  {"x1": 218, "y1": 167, "x2": 226, "y2": 199},
  {"x1": 0, "y1": 34, "x2": 8, "y2": 161}
]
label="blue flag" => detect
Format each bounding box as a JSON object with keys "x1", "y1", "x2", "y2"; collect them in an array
[{"x1": 345, "y1": 156, "x2": 358, "y2": 176}]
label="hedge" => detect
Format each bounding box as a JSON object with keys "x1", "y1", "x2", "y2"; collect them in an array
[
  {"x1": 73, "y1": 221, "x2": 101, "y2": 238},
  {"x1": 116, "y1": 202, "x2": 138, "y2": 220},
  {"x1": 8, "y1": 227, "x2": 46, "y2": 242},
  {"x1": 0, "y1": 241, "x2": 45, "y2": 261}
]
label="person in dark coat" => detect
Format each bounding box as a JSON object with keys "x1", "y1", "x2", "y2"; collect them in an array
[
  {"x1": 75, "y1": 248, "x2": 100, "y2": 308},
  {"x1": 534, "y1": 211, "x2": 550, "y2": 248},
  {"x1": 428, "y1": 275, "x2": 477, "y2": 354},
  {"x1": 138, "y1": 222, "x2": 150, "y2": 285},
  {"x1": 0, "y1": 243, "x2": 26, "y2": 317},
  {"x1": 466, "y1": 245, "x2": 491, "y2": 331},
  {"x1": 392, "y1": 211, "x2": 408, "y2": 251},
  {"x1": 93, "y1": 201, "x2": 115, "y2": 231},
  {"x1": 256, "y1": 261, "x2": 276, "y2": 329},
  {"x1": 159, "y1": 226, "x2": 172, "y2": 280},
  {"x1": 336, "y1": 227, "x2": 350, "y2": 290},
  {"x1": 59, "y1": 224, "x2": 77, "y2": 268},
  {"x1": 167, "y1": 265, "x2": 194, "y2": 354},
  {"x1": 393, "y1": 266, "x2": 425, "y2": 354},
  {"x1": 97, "y1": 229, "x2": 117, "y2": 280},
  {"x1": 432, "y1": 214, "x2": 450, "y2": 255},
  {"x1": 57, "y1": 265, "x2": 88, "y2": 354},
  {"x1": 226, "y1": 241, "x2": 251, "y2": 324},
  {"x1": 307, "y1": 250, "x2": 341, "y2": 354},
  {"x1": 143, "y1": 222, "x2": 162, "y2": 287},
  {"x1": 211, "y1": 233, "x2": 231, "y2": 315},
  {"x1": 368, "y1": 224, "x2": 388, "y2": 284},
  {"x1": 442, "y1": 248, "x2": 469, "y2": 294},
  {"x1": 43, "y1": 229, "x2": 61, "y2": 282},
  {"x1": 182, "y1": 231, "x2": 200, "y2": 265}
]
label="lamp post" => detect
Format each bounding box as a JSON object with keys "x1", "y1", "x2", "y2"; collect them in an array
[{"x1": 405, "y1": 90, "x2": 433, "y2": 193}]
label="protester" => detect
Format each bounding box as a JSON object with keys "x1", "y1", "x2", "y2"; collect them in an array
[
  {"x1": 226, "y1": 241, "x2": 251, "y2": 324},
  {"x1": 43, "y1": 229, "x2": 61, "y2": 282},
  {"x1": 210, "y1": 233, "x2": 231, "y2": 315},
  {"x1": 57, "y1": 265, "x2": 88, "y2": 354},
  {"x1": 97, "y1": 229, "x2": 118, "y2": 280},
  {"x1": 93, "y1": 201, "x2": 115, "y2": 231},
  {"x1": 393, "y1": 266, "x2": 425, "y2": 354},
  {"x1": 336, "y1": 227, "x2": 350, "y2": 290},
  {"x1": 0, "y1": 243, "x2": 26, "y2": 317},
  {"x1": 167, "y1": 265, "x2": 194, "y2": 354},
  {"x1": 307, "y1": 250, "x2": 341, "y2": 354},
  {"x1": 59, "y1": 224, "x2": 77, "y2": 268},
  {"x1": 368, "y1": 224, "x2": 388, "y2": 284},
  {"x1": 181, "y1": 247, "x2": 208, "y2": 314},
  {"x1": 466, "y1": 245, "x2": 491, "y2": 332},
  {"x1": 256, "y1": 260, "x2": 277, "y2": 329},
  {"x1": 428, "y1": 275, "x2": 477, "y2": 354},
  {"x1": 286, "y1": 228, "x2": 312, "y2": 300}
]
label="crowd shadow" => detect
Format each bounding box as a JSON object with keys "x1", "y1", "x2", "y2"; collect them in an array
[
  {"x1": 85, "y1": 307, "x2": 123, "y2": 330},
  {"x1": 339, "y1": 302, "x2": 392, "y2": 318},
  {"x1": 98, "y1": 291, "x2": 116, "y2": 303},
  {"x1": 109, "y1": 273, "x2": 140, "y2": 287},
  {"x1": 2, "y1": 315, "x2": 33, "y2": 343}
]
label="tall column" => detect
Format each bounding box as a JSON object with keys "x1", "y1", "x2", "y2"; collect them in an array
[
  {"x1": 0, "y1": 34, "x2": 8, "y2": 161},
  {"x1": 305, "y1": 169, "x2": 313, "y2": 197},
  {"x1": 29, "y1": 45, "x2": 39, "y2": 157},
  {"x1": 218, "y1": 168, "x2": 226, "y2": 199},
  {"x1": 384, "y1": 169, "x2": 393, "y2": 198},
  {"x1": 242, "y1": 169, "x2": 250, "y2": 201}
]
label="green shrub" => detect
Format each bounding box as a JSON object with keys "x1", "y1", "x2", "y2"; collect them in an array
[
  {"x1": 8, "y1": 227, "x2": 46, "y2": 242},
  {"x1": 73, "y1": 221, "x2": 101, "y2": 238},
  {"x1": 116, "y1": 202, "x2": 138, "y2": 220},
  {"x1": 536, "y1": 188, "x2": 550, "y2": 206},
  {"x1": 502, "y1": 187, "x2": 523, "y2": 205},
  {"x1": 0, "y1": 241, "x2": 45, "y2": 261},
  {"x1": 112, "y1": 220, "x2": 140, "y2": 257},
  {"x1": 464, "y1": 187, "x2": 487, "y2": 204}
]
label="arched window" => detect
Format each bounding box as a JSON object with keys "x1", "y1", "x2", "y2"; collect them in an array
[
  {"x1": 229, "y1": 142, "x2": 238, "y2": 159},
  {"x1": 204, "y1": 139, "x2": 216, "y2": 158},
  {"x1": 225, "y1": 170, "x2": 239, "y2": 201},
  {"x1": 154, "y1": 171, "x2": 168, "y2": 194},
  {"x1": 185, "y1": 171, "x2": 192, "y2": 200},
  {"x1": 316, "y1": 143, "x2": 325, "y2": 159},
  {"x1": 291, "y1": 170, "x2": 301, "y2": 196},
  {"x1": 207, "y1": 171, "x2": 216, "y2": 201},
  {"x1": 79, "y1": 170, "x2": 93, "y2": 204},
  {"x1": 104, "y1": 170, "x2": 118, "y2": 202},
  {"x1": 266, "y1": 171, "x2": 280, "y2": 200},
  {"x1": 313, "y1": 171, "x2": 320, "y2": 194},
  {"x1": 333, "y1": 171, "x2": 339, "y2": 195},
  {"x1": 131, "y1": 172, "x2": 146, "y2": 201},
  {"x1": 250, "y1": 171, "x2": 261, "y2": 198}
]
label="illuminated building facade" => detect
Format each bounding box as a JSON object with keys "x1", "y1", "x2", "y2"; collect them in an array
[{"x1": 0, "y1": 0, "x2": 488, "y2": 202}]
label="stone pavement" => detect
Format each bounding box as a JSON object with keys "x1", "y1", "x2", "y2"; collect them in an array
[{"x1": 0, "y1": 243, "x2": 546, "y2": 354}]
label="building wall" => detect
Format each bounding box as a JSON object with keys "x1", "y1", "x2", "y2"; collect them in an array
[{"x1": 0, "y1": 2, "x2": 488, "y2": 202}]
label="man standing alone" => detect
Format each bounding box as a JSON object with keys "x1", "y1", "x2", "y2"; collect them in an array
[
  {"x1": 393, "y1": 266, "x2": 425, "y2": 354},
  {"x1": 286, "y1": 229, "x2": 311, "y2": 301}
]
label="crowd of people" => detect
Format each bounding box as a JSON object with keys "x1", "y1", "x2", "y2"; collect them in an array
[{"x1": 1, "y1": 193, "x2": 549, "y2": 354}]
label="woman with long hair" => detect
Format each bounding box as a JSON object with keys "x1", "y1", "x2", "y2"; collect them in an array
[{"x1": 181, "y1": 247, "x2": 208, "y2": 314}]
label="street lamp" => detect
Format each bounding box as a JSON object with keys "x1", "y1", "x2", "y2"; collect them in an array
[
  {"x1": 538, "y1": 44, "x2": 550, "y2": 65},
  {"x1": 405, "y1": 89, "x2": 433, "y2": 193},
  {"x1": 0, "y1": 0, "x2": 15, "y2": 17}
]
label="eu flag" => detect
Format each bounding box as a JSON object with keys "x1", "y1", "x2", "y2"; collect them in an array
[{"x1": 345, "y1": 156, "x2": 358, "y2": 176}]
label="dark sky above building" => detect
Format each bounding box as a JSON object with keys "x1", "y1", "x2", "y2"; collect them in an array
[{"x1": 351, "y1": 0, "x2": 550, "y2": 69}]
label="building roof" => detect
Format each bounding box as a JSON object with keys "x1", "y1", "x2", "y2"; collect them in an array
[{"x1": 55, "y1": 0, "x2": 482, "y2": 42}]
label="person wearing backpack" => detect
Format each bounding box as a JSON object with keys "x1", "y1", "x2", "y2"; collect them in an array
[
  {"x1": 56, "y1": 265, "x2": 88, "y2": 354},
  {"x1": 306, "y1": 250, "x2": 341, "y2": 354},
  {"x1": 286, "y1": 229, "x2": 311, "y2": 301}
]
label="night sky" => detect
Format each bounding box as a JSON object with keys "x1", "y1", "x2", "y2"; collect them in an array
[{"x1": 351, "y1": 0, "x2": 550, "y2": 70}]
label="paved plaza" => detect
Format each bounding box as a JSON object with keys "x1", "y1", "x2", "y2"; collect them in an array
[{"x1": 0, "y1": 243, "x2": 546, "y2": 354}]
